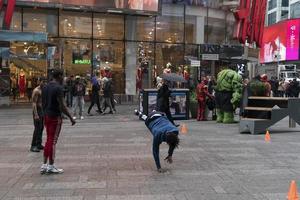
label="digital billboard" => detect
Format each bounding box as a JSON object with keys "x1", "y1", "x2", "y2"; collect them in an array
[
  {"x1": 16, "y1": 0, "x2": 159, "y2": 13},
  {"x1": 260, "y1": 19, "x2": 300, "y2": 63}
]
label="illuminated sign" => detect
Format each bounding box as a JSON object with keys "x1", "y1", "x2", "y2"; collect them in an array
[
  {"x1": 260, "y1": 19, "x2": 300, "y2": 63},
  {"x1": 16, "y1": 0, "x2": 159, "y2": 13},
  {"x1": 74, "y1": 59, "x2": 91, "y2": 65}
]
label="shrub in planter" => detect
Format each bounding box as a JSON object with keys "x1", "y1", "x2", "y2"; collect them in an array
[
  {"x1": 249, "y1": 81, "x2": 267, "y2": 96},
  {"x1": 189, "y1": 91, "x2": 198, "y2": 119}
]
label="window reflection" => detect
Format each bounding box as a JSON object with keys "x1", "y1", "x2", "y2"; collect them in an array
[
  {"x1": 59, "y1": 11, "x2": 92, "y2": 38},
  {"x1": 156, "y1": 16, "x2": 184, "y2": 43},
  {"x1": 0, "y1": 7, "x2": 21, "y2": 31},
  {"x1": 126, "y1": 16, "x2": 155, "y2": 41},
  {"x1": 206, "y1": 10, "x2": 225, "y2": 44},
  {"x1": 23, "y1": 8, "x2": 57, "y2": 36},
  {"x1": 93, "y1": 14, "x2": 124, "y2": 40},
  {"x1": 63, "y1": 39, "x2": 92, "y2": 77}
]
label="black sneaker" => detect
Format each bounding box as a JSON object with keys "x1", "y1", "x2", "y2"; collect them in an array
[
  {"x1": 37, "y1": 145, "x2": 44, "y2": 150},
  {"x1": 108, "y1": 111, "x2": 113, "y2": 114},
  {"x1": 30, "y1": 146, "x2": 40, "y2": 152},
  {"x1": 96, "y1": 110, "x2": 103, "y2": 114}
]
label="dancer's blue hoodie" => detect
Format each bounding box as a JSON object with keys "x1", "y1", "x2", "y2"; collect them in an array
[{"x1": 146, "y1": 115, "x2": 179, "y2": 169}]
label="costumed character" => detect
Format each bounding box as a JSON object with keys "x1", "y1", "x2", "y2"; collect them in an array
[
  {"x1": 19, "y1": 69, "x2": 26, "y2": 98},
  {"x1": 196, "y1": 79, "x2": 214, "y2": 121},
  {"x1": 215, "y1": 69, "x2": 242, "y2": 123}
]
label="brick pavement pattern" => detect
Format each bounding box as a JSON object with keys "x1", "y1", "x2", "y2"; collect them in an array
[{"x1": 1, "y1": 105, "x2": 300, "y2": 200}]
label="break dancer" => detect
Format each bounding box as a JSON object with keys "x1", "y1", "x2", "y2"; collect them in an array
[{"x1": 134, "y1": 110, "x2": 180, "y2": 173}]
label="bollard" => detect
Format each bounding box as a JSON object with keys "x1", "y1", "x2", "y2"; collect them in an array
[{"x1": 289, "y1": 117, "x2": 296, "y2": 128}]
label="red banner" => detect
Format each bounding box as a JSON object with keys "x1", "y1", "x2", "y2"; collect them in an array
[{"x1": 3, "y1": 0, "x2": 16, "y2": 30}]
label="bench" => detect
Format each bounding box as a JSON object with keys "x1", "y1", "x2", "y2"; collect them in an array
[{"x1": 239, "y1": 96, "x2": 300, "y2": 134}]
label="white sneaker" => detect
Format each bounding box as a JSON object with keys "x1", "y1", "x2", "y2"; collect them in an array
[
  {"x1": 46, "y1": 165, "x2": 64, "y2": 174},
  {"x1": 80, "y1": 116, "x2": 84, "y2": 120},
  {"x1": 73, "y1": 116, "x2": 76, "y2": 120},
  {"x1": 40, "y1": 164, "x2": 47, "y2": 174}
]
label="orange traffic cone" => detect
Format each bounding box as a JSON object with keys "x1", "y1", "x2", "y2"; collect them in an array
[
  {"x1": 265, "y1": 130, "x2": 271, "y2": 142},
  {"x1": 180, "y1": 124, "x2": 188, "y2": 135},
  {"x1": 287, "y1": 180, "x2": 299, "y2": 200}
]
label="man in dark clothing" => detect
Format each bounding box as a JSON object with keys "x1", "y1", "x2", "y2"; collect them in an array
[
  {"x1": 102, "y1": 78, "x2": 113, "y2": 114},
  {"x1": 30, "y1": 77, "x2": 47, "y2": 152},
  {"x1": 135, "y1": 110, "x2": 180, "y2": 173},
  {"x1": 72, "y1": 76, "x2": 86, "y2": 120},
  {"x1": 41, "y1": 69, "x2": 75, "y2": 175},
  {"x1": 289, "y1": 79, "x2": 300, "y2": 97},
  {"x1": 156, "y1": 80, "x2": 174, "y2": 125},
  {"x1": 87, "y1": 75, "x2": 102, "y2": 115}
]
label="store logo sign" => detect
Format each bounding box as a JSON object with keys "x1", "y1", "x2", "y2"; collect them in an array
[{"x1": 74, "y1": 59, "x2": 91, "y2": 65}]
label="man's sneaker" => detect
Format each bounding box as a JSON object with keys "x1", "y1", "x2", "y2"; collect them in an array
[
  {"x1": 46, "y1": 165, "x2": 64, "y2": 174},
  {"x1": 80, "y1": 116, "x2": 84, "y2": 120},
  {"x1": 37, "y1": 145, "x2": 44, "y2": 150},
  {"x1": 30, "y1": 146, "x2": 40, "y2": 152},
  {"x1": 40, "y1": 164, "x2": 47, "y2": 174},
  {"x1": 73, "y1": 116, "x2": 77, "y2": 120}
]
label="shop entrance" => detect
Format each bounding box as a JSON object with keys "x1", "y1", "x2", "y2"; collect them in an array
[{"x1": 0, "y1": 31, "x2": 48, "y2": 106}]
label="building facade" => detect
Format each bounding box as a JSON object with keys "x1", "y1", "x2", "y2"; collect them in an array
[
  {"x1": 266, "y1": 0, "x2": 289, "y2": 26},
  {"x1": 289, "y1": 0, "x2": 300, "y2": 19},
  {"x1": 0, "y1": 0, "x2": 240, "y2": 105}
]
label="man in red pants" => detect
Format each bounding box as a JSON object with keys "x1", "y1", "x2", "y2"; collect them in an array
[
  {"x1": 41, "y1": 69, "x2": 76, "y2": 174},
  {"x1": 196, "y1": 78, "x2": 214, "y2": 121}
]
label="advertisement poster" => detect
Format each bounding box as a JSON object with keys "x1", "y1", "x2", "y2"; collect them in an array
[
  {"x1": 147, "y1": 91, "x2": 187, "y2": 118},
  {"x1": 260, "y1": 19, "x2": 300, "y2": 63},
  {"x1": 16, "y1": 0, "x2": 159, "y2": 12}
]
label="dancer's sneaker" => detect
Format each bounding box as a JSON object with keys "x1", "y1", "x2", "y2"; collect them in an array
[
  {"x1": 40, "y1": 164, "x2": 47, "y2": 174},
  {"x1": 46, "y1": 165, "x2": 64, "y2": 174}
]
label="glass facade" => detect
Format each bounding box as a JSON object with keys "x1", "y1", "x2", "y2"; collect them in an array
[
  {"x1": 3, "y1": 3, "x2": 238, "y2": 96},
  {"x1": 290, "y1": 2, "x2": 300, "y2": 19}
]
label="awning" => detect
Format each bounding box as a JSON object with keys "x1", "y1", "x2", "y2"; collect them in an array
[{"x1": 0, "y1": 31, "x2": 47, "y2": 43}]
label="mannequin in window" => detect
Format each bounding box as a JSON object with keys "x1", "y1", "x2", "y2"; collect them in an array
[
  {"x1": 27, "y1": 76, "x2": 33, "y2": 102},
  {"x1": 163, "y1": 62, "x2": 172, "y2": 74},
  {"x1": 115, "y1": 0, "x2": 125, "y2": 8},
  {"x1": 136, "y1": 65, "x2": 143, "y2": 93},
  {"x1": 152, "y1": 65, "x2": 158, "y2": 88},
  {"x1": 183, "y1": 66, "x2": 190, "y2": 88},
  {"x1": 176, "y1": 66, "x2": 183, "y2": 88},
  {"x1": 19, "y1": 69, "x2": 26, "y2": 98},
  {"x1": 128, "y1": 0, "x2": 143, "y2": 10},
  {"x1": 11, "y1": 74, "x2": 17, "y2": 101}
]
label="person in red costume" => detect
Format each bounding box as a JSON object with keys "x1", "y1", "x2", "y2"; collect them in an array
[
  {"x1": 196, "y1": 78, "x2": 214, "y2": 121},
  {"x1": 19, "y1": 69, "x2": 26, "y2": 98}
]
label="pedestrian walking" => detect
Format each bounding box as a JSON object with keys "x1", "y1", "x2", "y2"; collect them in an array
[
  {"x1": 87, "y1": 75, "x2": 102, "y2": 115},
  {"x1": 135, "y1": 110, "x2": 180, "y2": 173},
  {"x1": 196, "y1": 78, "x2": 214, "y2": 121},
  {"x1": 102, "y1": 77, "x2": 114, "y2": 114},
  {"x1": 41, "y1": 69, "x2": 76, "y2": 174},
  {"x1": 72, "y1": 76, "x2": 86, "y2": 120},
  {"x1": 30, "y1": 77, "x2": 47, "y2": 153},
  {"x1": 156, "y1": 79, "x2": 175, "y2": 125}
]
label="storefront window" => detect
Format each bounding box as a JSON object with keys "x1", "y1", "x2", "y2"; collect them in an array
[
  {"x1": 93, "y1": 14, "x2": 124, "y2": 40},
  {"x1": 206, "y1": 9, "x2": 226, "y2": 44},
  {"x1": 156, "y1": 4, "x2": 184, "y2": 43},
  {"x1": 59, "y1": 11, "x2": 92, "y2": 38},
  {"x1": 126, "y1": 16, "x2": 155, "y2": 41},
  {"x1": 185, "y1": 44, "x2": 199, "y2": 87},
  {"x1": 225, "y1": 13, "x2": 239, "y2": 45},
  {"x1": 62, "y1": 39, "x2": 92, "y2": 77},
  {"x1": 155, "y1": 43, "x2": 184, "y2": 74},
  {"x1": 23, "y1": 8, "x2": 58, "y2": 36},
  {"x1": 0, "y1": 7, "x2": 21, "y2": 31},
  {"x1": 93, "y1": 40, "x2": 124, "y2": 94},
  {"x1": 185, "y1": 15, "x2": 197, "y2": 44}
]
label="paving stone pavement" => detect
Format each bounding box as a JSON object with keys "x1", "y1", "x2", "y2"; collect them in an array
[{"x1": 1, "y1": 105, "x2": 300, "y2": 200}]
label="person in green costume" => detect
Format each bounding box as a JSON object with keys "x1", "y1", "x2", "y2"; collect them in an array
[{"x1": 214, "y1": 69, "x2": 243, "y2": 123}]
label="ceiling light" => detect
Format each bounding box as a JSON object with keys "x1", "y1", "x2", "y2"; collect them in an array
[{"x1": 68, "y1": 23, "x2": 72, "y2": 27}]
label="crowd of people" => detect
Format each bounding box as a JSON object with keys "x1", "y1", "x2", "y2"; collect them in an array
[{"x1": 63, "y1": 72, "x2": 116, "y2": 120}]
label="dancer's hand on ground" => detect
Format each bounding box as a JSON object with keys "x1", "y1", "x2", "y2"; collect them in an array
[
  {"x1": 70, "y1": 118, "x2": 76, "y2": 126},
  {"x1": 157, "y1": 168, "x2": 168, "y2": 173},
  {"x1": 164, "y1": 156, "x2": 173, "y2": 164}
]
